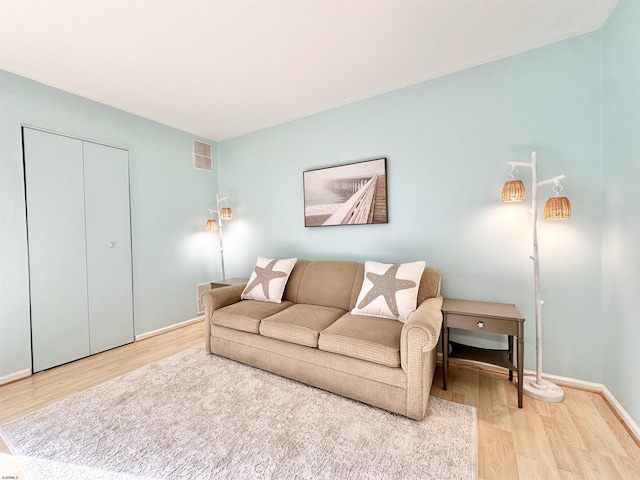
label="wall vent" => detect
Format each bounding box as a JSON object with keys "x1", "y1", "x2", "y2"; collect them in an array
[
  {"x1": 193, "y1": 140, "x2": 212, "y2": 171},
  {"x1": 196, "y1": 282, "x2": 212, "y2": 315}
]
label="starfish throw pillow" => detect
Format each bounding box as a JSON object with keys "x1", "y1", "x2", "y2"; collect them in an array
[
  {"x1": 241, "y1": 256, "x2": 298, "y2": 303},
  {"x1": 351, "y1": 260, "x2": 425, "y2": 322}
]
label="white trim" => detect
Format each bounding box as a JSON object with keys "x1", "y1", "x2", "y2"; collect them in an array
[
  {"x1": 601, "y1": 385, "x2": 640, "y2": 443},
  {"x1": 531, "y1": 369, "x2": 602, "y2": 392},
  {"x1": 2, "y1": 335, "x2": 636, "y2": 444},
  {"x1": 0, "y1": 317, "x2": 205, "y2": 386},
  {"x1": 440, "y1": 354, "x2": 640, "y2": 443},
  {"x1": 0, "y1": 368, "x2": 31, "y2": 386},
  {"x1": 134, "y1": 316, "x2": 204, "y2": 341},
  {"x1": 21, "y1": 124, "x2": 128, "y2": 151}
]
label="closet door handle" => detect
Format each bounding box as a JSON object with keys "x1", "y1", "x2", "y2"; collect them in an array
[{"x1": 107, "y1": 242, "x2": 115, "y2": 248}]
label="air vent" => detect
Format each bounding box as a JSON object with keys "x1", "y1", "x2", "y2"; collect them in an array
[
  {"x1": 193, "y1": 140, "x2": 212, "y2": 171},
  {"x1": 196, "y1": 282, "x2": 212, "y2": 315}
]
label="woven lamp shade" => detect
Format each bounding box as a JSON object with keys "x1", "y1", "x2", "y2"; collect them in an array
[
  {"x1": 206, "y1": 219, "x2": 218, "y2": 231},
  {"x1": 219, "y1": 207, "x2": 233, "y2": 220},
  {"x1": 544, "y1": 196, "x2": 571, "y2": 219},
  {"x1": 502, "y1": 180, "x2": 526, "y2": 202}
]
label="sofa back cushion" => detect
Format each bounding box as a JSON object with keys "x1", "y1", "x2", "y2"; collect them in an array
[
  {"x1": 283, "y1": 260, "x2": 360, "y2": 310},
  {"x1": 283, "y1": 259, "x2": 441, "y2": 311},
  {"x1": 417, "y1": 266, "x2": 441, "y2": 304}
]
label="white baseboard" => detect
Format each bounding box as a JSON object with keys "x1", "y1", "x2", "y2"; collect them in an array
[
  {"x1": 529, "y1": 369, "x2": 602, "y2": 392},
  {"x1": 441, "y1": 355, "x2": 640, "y2": 443},
  {"x1": 135, "y1": 316, "x2": 204, "y2": 341},
  {"x1": 0, "y1": 368, "x2": 31, "y2": 386},
  {"x1": 0, "y1": 317, "x2": 205, "y2": 386},
  {"x1": 601, "y1": 384, "x2": 640, "y2": 443},
  {"x1": 3, "y1": 332, "x2": 637, "y2": 444}
]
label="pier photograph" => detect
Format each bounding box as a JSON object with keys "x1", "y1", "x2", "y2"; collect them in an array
[{"x1": 303, "y1": 158, "x2": 388, "y2": 227}]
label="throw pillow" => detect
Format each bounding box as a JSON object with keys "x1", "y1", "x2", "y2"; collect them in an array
[
  {"x1": 241, "y1": 256, "x2": 298, "y2": 303},
  {"x1": 351, "y1": 260, "x2": 425, "y2": 322}
]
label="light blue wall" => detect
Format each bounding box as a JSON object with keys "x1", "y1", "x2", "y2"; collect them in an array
[
  {"x1": 602, "y1": 0, "x2": 640, "y2": 426},
  {"x1": 219, "y1": 33, "x2": 604, "y2": 385},
  {"x1": 0, "y1": 70, "x2": 219, "y2": 378}
]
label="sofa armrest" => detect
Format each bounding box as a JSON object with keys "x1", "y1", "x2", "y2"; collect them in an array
[
  {"x1": 201, "y1": 283, "x2": 245, "y2": 314},
  {"x1": 400, "y1": 295, "x2": 444, "y2": 368},
  {"x1": 400, "y1": 295, "x2": 443, "y2": 419},
  {"x1": 201, "y1": 284, "x2": 245, "y2": 353}
]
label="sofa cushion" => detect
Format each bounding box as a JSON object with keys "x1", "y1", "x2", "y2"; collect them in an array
[
  {"x1": 318, "y1": 313, "x2": 403, "y2": 367},
  {"x1": 260, "y1": 304, "x2": 345, "y2": 348},
  {"x1": 286, "y1": 260, "x2": 360, "y2": 310},
  {"x1": 351, "y1": 260, "x2": 425, "y2": 322},
  {"x1": 212, "y1": 300, "x2": 293, "y2": 334},
  {"x1": 241, "y1": 257, "x2": 297, "y2": 303}
]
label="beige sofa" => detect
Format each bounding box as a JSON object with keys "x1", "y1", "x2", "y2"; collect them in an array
[{"x1": 202, "y1": 259, "x2": 443, "y2": 420}]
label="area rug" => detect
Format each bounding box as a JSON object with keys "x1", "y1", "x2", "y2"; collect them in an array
[{"x1": 1, "y1": 347, "x2": 477, "y2": 479}]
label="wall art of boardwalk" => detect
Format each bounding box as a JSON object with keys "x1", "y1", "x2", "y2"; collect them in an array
[{"x1": 303, "y1": 158, "x2": 388, "y2": 227}]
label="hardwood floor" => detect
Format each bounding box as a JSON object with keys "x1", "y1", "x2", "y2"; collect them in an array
[
  {"x1": 431, "y1": 365, "x2": 640, "y2": 479},
  {"x1": 1, "y1": 320, "x2": 639, "y2": 479}
]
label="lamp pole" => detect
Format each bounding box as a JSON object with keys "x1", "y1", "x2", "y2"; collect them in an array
[
  {"x1": 216, "y1": 193, "x2": 227, "y2": 282},
  {"x1": 507, "y1": 151, "x2": 564, "y2": 402}
]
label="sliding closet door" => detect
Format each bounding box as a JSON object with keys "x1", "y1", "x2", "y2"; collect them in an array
[
  {"x1": 83, "y1": 142, "x2": 134, "y2": 354},
  {"x1": 24, "y1": 128, "x2": 91, "y2": 372}
]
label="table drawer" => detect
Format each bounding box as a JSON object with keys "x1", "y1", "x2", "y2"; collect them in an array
[{"x1": 445, "y1": 313, "x2": 519, "y2": 336}]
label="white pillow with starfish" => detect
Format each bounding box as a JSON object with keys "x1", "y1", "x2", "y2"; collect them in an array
[
  {"x1": 351, "y1": 260, "x2": 425, "y2": 322},
  {"x1": 241, "y1": 256, "x2": 298, "y2": 303}
]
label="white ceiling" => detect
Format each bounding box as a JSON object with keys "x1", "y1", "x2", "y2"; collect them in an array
[{"x1": 0, "y1": 0, "x2": 618, "y2": 141}]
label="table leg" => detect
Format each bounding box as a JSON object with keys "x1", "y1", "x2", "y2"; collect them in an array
[
  {"x1": 517, "y1": 334, "x2": 523, "y2": 408},
  {"x1": 442, "y1": 323, "x2": 448, "y2": 391},
  {"x1": 508, "y1": 335, "x2": 514, "y2": 382}
]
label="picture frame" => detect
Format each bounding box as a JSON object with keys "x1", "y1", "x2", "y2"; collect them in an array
[{"x1": 303, "y1": 157, "x2": 388, "y2": 227}]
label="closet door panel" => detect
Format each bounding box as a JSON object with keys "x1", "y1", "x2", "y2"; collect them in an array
[
  {"x1": 24, "y1": 128, "x2": 91, "y2": 372},
  {"x1": 83, "y1": 141, "x2": 134, "y2": 354}
]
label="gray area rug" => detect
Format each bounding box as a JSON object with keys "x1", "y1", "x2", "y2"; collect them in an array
[{"x1": 1, "y1": 347, "x2": 477, "y2": 479}]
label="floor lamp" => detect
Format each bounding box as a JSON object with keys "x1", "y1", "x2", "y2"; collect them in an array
[
  {"x1": 502, "y1": 151, "x2": 571, "y2": 403},
  {"x1": 205, "y1": 194, "x2": 233, "y2": 282}
]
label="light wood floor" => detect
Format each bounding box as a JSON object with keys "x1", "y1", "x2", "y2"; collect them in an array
[{"x1": 1, "y1": 320, "x2": 639, "y2": 479}]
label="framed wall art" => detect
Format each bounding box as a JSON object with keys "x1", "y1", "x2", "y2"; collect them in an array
[{"x1": 303, "y1": 157, "x2": 388, "y2": 227}]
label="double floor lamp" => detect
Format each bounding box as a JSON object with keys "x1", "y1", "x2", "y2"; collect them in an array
[
  {"x1": 502, "y1": 151, "x2": 571, "y2": 403},
  {"x1": 206, "y1": 194, "x2": 233, "y2": 282}
]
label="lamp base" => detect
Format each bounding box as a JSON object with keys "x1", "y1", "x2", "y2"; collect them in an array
[{"x1": 522, "y1": 375, "x2": 564, "y2": 403}]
